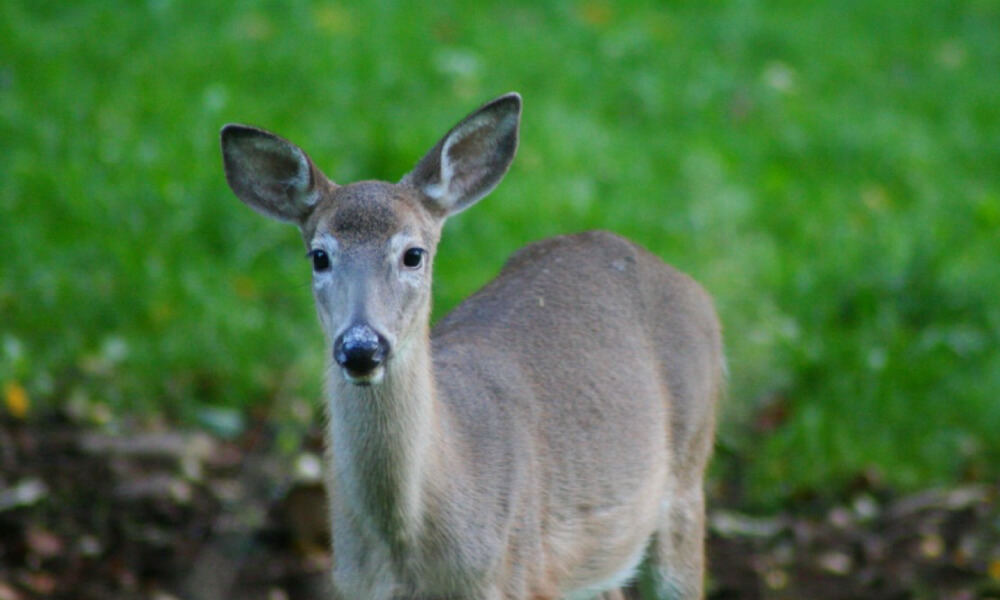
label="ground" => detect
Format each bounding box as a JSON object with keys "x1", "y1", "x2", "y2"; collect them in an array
[{"x1": 1, "y1": 416, "x2": 999, "y2": 600}]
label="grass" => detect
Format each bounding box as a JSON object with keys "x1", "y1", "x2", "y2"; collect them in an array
[{"x1": 1, "y1": 0, "x2": 998, "y2": 506}]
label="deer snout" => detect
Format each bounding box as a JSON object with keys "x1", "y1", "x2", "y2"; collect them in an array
[{"x1": 333, "y1": 324, "x2": 390, "y2": 383}]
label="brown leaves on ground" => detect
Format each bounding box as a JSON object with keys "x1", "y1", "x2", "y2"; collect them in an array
[
  {"x1": 1, "y1": 416, "x2": 998, "y2": 600},
  {"x1": 708, "y1": 486, "x2": 1000, "y2": 600}
]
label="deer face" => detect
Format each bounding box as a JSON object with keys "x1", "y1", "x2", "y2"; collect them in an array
[
  {"x1": 221, "y1": 93, "x2": 521, "y2": 386},
  {"x1": 301, "y1": 182, "x2": 441, "y2": 385}
]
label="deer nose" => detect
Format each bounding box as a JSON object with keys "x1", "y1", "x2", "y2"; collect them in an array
[{"x1": 333, "y1": 324, "x2": 389, "y2": 375}]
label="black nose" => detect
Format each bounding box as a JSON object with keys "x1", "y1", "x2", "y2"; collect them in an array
[{"x1": 333, "y1": 324, "x2": 389, "y2": 374}]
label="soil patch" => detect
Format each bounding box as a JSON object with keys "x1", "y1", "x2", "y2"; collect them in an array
[{"x1": 1, "y1": 417, "x2": 998, "y2": 599}]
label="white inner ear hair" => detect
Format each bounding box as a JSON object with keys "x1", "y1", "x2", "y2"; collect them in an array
[{"x1": 425, "y1": 113, "x2": 493, "y2": 203}]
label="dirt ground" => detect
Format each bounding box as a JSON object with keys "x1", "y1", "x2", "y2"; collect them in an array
[{"x1": 1, "y1": 416, "x2": 999, "y2": 600}]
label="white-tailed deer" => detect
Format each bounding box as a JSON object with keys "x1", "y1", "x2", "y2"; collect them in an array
[{"x1": 221, "y1": 93, "x2": 723, "y2": 600}]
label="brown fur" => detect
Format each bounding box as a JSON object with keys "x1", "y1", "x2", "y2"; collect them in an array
[{"x1": 221, "y1": 93, "x2": 723, "y2": 599}]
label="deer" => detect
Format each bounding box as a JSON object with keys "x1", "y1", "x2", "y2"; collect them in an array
[{"x1": 220, "y1": 93, "x2": 723, "y2": 600}]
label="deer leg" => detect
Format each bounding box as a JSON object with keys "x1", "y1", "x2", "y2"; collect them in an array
[{"x1": 645, "y1": 485, "x2": 706, "y2": 600}]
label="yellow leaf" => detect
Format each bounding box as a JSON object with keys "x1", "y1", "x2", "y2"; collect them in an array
[
  {"x1": 232, "y1": 275, "x2": 259, "y2": 300},
  {"x1": 989, "y1": 557, "x2": 1000, "y2": 581},
  {"x1": 4, "y1": 382, "x2": 29, "y2": 419},
  {"x1": 577, "y1": 0, "x2": 613, "y2": 26},
  {"x1": 313, "y1": 5, "x2": 354, "y2": 35},
  {"x1": 149, "y1": 301, "x2": 175, "y2": 326}
]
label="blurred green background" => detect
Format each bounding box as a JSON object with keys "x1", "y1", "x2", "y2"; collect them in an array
[{"x1": 1, "y1": 0, "x2": 998, "y2": 506}]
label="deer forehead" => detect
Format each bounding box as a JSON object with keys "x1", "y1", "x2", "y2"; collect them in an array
[{"x1": 304, "y1": 181, "x2": 436, "y2": 249}]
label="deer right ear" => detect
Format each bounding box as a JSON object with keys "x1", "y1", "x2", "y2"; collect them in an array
[
  {"x1": 403, "y1": 93, "x2": 521, "y2": 217},
  {"x1": 221, "y1": 124, "x2": 323, "y2": 224}
]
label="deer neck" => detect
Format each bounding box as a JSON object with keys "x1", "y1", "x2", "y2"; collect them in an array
[{"x1": 325, "y1": 323, "x2": 444, "y2": 550}]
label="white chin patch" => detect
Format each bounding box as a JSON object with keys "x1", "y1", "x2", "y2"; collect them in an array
[{"x1": 341, "y1": 365, "x2": 386, "y2": 386}]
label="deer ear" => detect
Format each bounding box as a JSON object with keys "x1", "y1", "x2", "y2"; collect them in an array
[
  {"x1": 403, "y1": 93, "x2": 521, "y2": 217},
  {"x1": 221, "y1": 124, "x2": 325, "y2": 224}
]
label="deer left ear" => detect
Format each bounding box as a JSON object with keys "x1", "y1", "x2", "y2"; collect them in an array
[
  {"x1": 403, "y1": 93, "x2": 521, "y2": 217},
  {"x1": 221, "y1": 124, "x2": 327, "y2": 225}
]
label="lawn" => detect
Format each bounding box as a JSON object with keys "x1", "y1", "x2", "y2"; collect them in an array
[{"x1": 2, "y1": 0, "x2": 998, "y2": 506}]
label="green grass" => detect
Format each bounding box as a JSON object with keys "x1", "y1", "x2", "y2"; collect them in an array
[{"x1": 2, "y1": 0, "x2": 998, "y2": 506}]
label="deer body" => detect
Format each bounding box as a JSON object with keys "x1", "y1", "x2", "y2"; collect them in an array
[{"x1": 222, "y1": 94, "x2": 723, "y2": 599}]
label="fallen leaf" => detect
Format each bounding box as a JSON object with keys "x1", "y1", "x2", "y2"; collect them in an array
[
  {"x1": 919, "y1": 533, "x2": 945, "y2": 559},
  {"x1": 76, "y1": 534, "x2": 103, "y2": 558},
  {"x1": 26, "y1": 526, "x2": 64, "y2": 560},
  {"x1": 0, "y1": 581, "x2": 22, "y2": 600},
  {"x1": 3, "y1": 382, "x2": 28, "y2": 419},
  {"x1": 989, "y1": 557, "x2": 1000, "y2": 582},
  {"x1": 817, "y1": 551, "x2": 853, "y2": 576},
  {"x1": 577, "y1": 0, "x2": 613, "y2": 26},
  {"x1": 23, "y1": 572, "x2": 56, "y2": 595},
  {"x1": 764, "y1": 568, "x2": 789, "y2": 590},
  {"x1": 0, "y1": 479, "x2": 48, "y2": 512},
  {"x1": 312, "y1": 5, "x2": 354, "y2": 36},
  {"x1": 710, "y1": 510, "x2": 786, "y2": 538}
]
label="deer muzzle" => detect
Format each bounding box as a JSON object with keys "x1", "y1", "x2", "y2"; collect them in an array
[{"x1": 333, "y1": 323, "x2": 390, "y2": 385}]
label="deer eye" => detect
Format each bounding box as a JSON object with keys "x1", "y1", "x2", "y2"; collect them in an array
[
  {"x1": 308, "y1": 249, "x2": 331, "y2": 272},
  {"x1": 402, "y1": 248, "x2": 425, "y2": 269}
]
